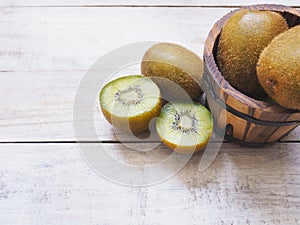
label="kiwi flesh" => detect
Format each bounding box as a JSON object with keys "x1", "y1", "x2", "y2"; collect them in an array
[
  {"x1": 217, "y1": 9, "x2": 288, "y2": 99},
  {"x1": 141, "y1": 42, "x2": 204, "y2": 101},
  {"x1": 100, "y1": 75, "x2": 162, "y2": 133},
  {"x1": 257, "y1": 25, "x2": 300, "y2": 111},
  {"x1": 156, "y1": 101, "x2": 213, "y2": 154}
]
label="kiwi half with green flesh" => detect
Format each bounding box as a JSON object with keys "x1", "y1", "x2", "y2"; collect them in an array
[
  {"x1": 100, "y1": 75, "x2": 162, "y2": 133},
  {"x1": 156, "y1": 102, "x2": 213, "y2": 154},
  {"x1": 257, "y1": 25, "x2": 300, "y2": 111},
  {"x1": 217, "y1": 9, "x2": 288, "y2": 100},
  {"x1": 141, "y1": 42, "x2": 204, "y2": 101}
]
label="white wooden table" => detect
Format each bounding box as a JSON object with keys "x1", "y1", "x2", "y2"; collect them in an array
[{"x1": 1, "y1": 1, "x2": 300, "y2": 224}]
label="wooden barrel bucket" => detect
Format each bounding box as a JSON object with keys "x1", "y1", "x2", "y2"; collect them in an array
[{"x1": 203, "y1": 4, "x2": 300, "y2": 147}]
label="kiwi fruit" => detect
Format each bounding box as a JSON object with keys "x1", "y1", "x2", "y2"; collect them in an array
[
  {"x1": 257, "y1": 25, "x2": 300, "y2": 111},
  {"x1": 217, "y1": 9, "x2": 288, "y2": 99},
  {"x1": 99, "y1": 75, "x2": 162, "y2": 133},
  {"x1": 156, "y1": 101, "x2": 213, "y2": 154},
  {"x1": 141, "y1": 42, "x2": 204, "y2": 101}
]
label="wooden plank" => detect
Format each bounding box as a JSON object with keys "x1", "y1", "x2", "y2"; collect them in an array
[
  {"x1": 0, "y1": 71, "x2": 299, "y2": 142},
  {"x1": 0, "y1": 0, "x2": 299, "y2": 7},
  {"x1": 281, "y1": 126, "x2": 300, "y2": 141},
  {"x1": 0, "y1": 7, "x2": 233, "y2": 72},
  {"x1": 0, "y1": 143, "x2": 299, "y2": 224},
  {"x1": 0, "y1": 7, "x2": 299, "y2": 142},
  {"x1": 0, "y1": 6, "x2": 225, "y2": 142}
]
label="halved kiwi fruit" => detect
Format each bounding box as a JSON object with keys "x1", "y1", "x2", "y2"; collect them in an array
[
  {"x1": 156, "y1": 101, "x2": 213, "y2": 154},
  {"x1": 100, "y1": 75, "x2": 162, "y2": 133}
]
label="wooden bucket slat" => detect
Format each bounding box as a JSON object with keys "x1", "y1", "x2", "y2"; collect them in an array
[{"x1": 203, "y1": 4, "x2": 300, "y2": 146}]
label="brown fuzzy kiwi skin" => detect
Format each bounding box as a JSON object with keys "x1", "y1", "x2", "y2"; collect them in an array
[
  {"x1": 101, "y1": 98, "x2": 162, "y2": 134},
  {"x1": 217, "y1": 9, "x2": 288, "y2": 100},
  {"x1": 141, "y1": 42, "x2": 204, "y2": 100},
  {"x1": 257, "y1": 25, "x2": 300, "y2": 111}
]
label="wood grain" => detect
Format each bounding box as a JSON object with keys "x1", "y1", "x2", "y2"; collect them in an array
[
  {"x1": 0, "y1": 71, "x2": 299, "y2": 142},
  {"x1": 0, "y1": 6, "x2": 299, "y2": 142},
  {"x1": 0, "y1": 2, "x2": 299, "y2": 225},
  {"x1": 0, "y1": 7, "x2": 223, "y2": 142},
  {"x1": 0, "y1": 7, "x2": 233, "y2": 72},
  {"x1": 0, "y1": 0, "x2": 299, "y2": 7},
  {"x1": 0, "y1": 143, "x2": 299, "y2": 225},
  {"x1": 203, "y1": 5, "x2": 300, "y2": 146}
]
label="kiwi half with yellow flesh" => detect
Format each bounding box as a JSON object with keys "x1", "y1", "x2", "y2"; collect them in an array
[
  {"x1": 257, "y1": 25, "x2": 300, "y2": 111},
  {"x1": 100, "y1": 75, "x2": 162, "y2": 133},
  {"x1": 156, "y1": 101, "x2": 213, "y2": 154},
  {"x1": 141, "y1": 42, "x2": 204, "y2": 101},
  {"x1": 217, "y1": 9, "x2": 288, "y2": 99}
]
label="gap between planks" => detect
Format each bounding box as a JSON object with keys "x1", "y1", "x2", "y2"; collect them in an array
[
  {"x1": 0, "y1": 140, "x2": 299, "y2": 144},
  {"x1": 2, "y1": 5, "x2": 300, "y2": 8}
]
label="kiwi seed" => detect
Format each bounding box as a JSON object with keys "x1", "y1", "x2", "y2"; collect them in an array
[
  {"x1": 100, "y1": 75, "x2": 162, "y2": 133},
  {"x1": 156, "y1": 101, "x2": 213, "y2": 154}
]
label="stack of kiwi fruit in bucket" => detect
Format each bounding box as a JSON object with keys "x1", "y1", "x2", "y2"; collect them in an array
[
  {"x1": 100, "y1": 8, "x2": 300, "y2": 154},
  {"x1": 217, "y1": 9, "x2": 300, "y2": 110},
  {"x1": 99, "y1": 42, "x2": 213, "y2": 154}
]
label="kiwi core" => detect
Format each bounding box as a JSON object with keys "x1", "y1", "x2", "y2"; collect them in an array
[
  {"x1": 172, "y1": 111, "x2": 198, "y2": 134},
  {"x1": 115, "y1": 85, "x2": 143, "y2": 105}
]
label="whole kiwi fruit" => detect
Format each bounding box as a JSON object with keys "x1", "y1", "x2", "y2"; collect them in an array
[
  {"x1": 257, "y1": 25, "x2": 300, "y2": 111},
  {"x1": 141, "y1": 42, "x2": 204, "y2": 101},
  {"x1": 217, "y1": 9, "x2": 288, "y2": 99}
]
